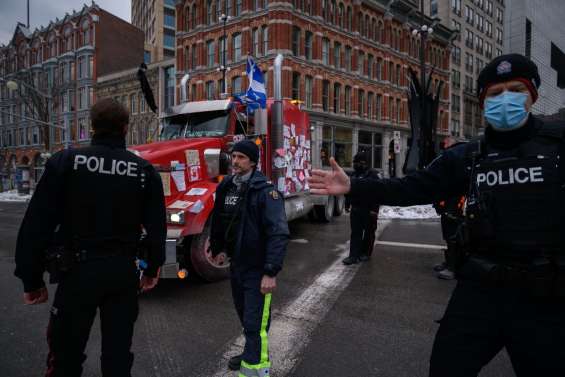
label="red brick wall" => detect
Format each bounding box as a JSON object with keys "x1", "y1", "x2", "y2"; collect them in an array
[{"x1": 96, "y1": 10, "x2": 144, "y2": 77}]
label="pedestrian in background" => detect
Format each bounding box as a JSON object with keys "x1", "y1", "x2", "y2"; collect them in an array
[
  {"x1": 343, "y1": 152, "x2": 381, "y2": 265},
  {"x1": 210, "y1": 139, "x2": 289, "y2": 377},
  {"x1": 433, "y1": 195, "x2": 465, "y2": 280},
  {"x1": 14, "y1": 98, "x2": 166, "y2": 377},
  {"x1": 310, "y1": 53, "x2": 565, "y2": 376}
]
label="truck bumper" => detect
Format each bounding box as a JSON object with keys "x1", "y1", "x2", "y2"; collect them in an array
[{"x1": 160, "y1": 238, "x2": 180, "y2": 279}]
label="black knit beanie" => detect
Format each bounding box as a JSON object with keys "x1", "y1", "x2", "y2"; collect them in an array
[{"x1": 232, "y1": 139, "x2": 259, "y2": 163}]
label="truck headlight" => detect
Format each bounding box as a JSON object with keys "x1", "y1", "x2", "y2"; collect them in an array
[{"x1": 167, "y1": 210, "x2": 185, "y2": 225}]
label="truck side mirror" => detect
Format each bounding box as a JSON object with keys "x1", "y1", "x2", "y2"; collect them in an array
[
  {"x1": 204, "y1": 148, "x2": 221, "y2": 179},
  {"x1": 219, "y1": 152, "x2": 230, "y2": 175}
]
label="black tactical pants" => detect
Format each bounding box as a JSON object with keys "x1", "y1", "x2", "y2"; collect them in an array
[
  {"x1": 349, "y1": 207, "x2": 378, "y2": 259},
  {"x1": 440, "y1": 215, "x2": 460, "y2": 271},
  {"x1": 429, "y1": 280, "x2": 565, "y2": 376},
  {"x1": 46, "y1": 256, "x2": 139, "y2": 377}
]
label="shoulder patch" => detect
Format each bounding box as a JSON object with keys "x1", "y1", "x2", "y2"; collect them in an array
[{"x1": 269, "y1": 190, "x2": 280, "y2": 200}]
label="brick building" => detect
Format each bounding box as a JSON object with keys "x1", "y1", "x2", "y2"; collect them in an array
[
  {"x1": 175, "y1": 0, "x2": 453, "y2": 177},
  {"x1": 96, "y1": 58, "x2": 176, "y2": 146},
  {"x1": 0, "y1": 2, "x2": 143, "y2": 190}
]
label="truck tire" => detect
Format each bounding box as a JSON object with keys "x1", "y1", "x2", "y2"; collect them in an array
[
  {"x1": 333, "y1": 195, "x2": 345, "y2": 216},
  {"x1": 314, "y1": 195, "x2": 335, "y2": 223},
  {"x1": 190, "y1": 222, "x2": 230, "y2": 282}
]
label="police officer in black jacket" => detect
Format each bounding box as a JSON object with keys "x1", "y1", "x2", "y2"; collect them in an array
[
  {"x1": 14, "y1": 98, "x2": 166, "y2": 377},
  {"x1": 343, "y1": 152, "x2": 381, "y2": 265},
  {"x1": 310, "y1": 54, "x2": 565, "y2": 376},
  {"x1": 210, "y1": 140, "x2": 289, "y2": 377}
]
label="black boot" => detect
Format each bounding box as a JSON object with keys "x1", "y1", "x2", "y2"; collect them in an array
[
  {"x1": 342, "y1": 256, "x2": 359, "y2": 265},
  {"x1": 228, "y1": 354, "x2": 243, "y2": 371}
]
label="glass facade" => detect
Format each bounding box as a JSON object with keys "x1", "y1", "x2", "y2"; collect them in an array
[{"x1": 164, "y1": 66, "x2": 176, "y2": 109}]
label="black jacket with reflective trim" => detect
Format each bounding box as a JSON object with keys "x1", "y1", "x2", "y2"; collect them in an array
[{"x1": 14, "y1": 135, "x2": 166, "y2": 292}]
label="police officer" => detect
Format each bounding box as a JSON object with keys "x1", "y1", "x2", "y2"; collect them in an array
[
  {"x1": 343, "y1": 152, "x2": 381, "y2": 265},
  {"x1": 309, "y1": 53, "x2": 565, "y2": 376},
  {"x1": 210, "y1": 140, "x2": 289, "y2": 377},
  {"x1": 14, "y1": 98, "x2": 166, "y2": 377}
]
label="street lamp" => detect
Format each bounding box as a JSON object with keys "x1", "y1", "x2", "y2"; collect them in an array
[
  {"x1": 411, "y1": 0, "x2": 435, "y2": 170},
  {"x1": 218, "y1": 13, "x2": 232, "y2": 99}
]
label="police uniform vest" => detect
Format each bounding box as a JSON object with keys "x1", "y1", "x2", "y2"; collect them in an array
[
  {"x1": 466, "y1": 122, "x2": 565, "y2": 259},
  {"x1": 62, "y1": 135, "x2": 150, "y2": 253},
  {"x1": 220, "y1": 182, "x2": 246, "y2": 255}
]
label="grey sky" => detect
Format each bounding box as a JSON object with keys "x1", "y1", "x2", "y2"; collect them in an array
[{"x1": 0, "y1": 0, "x2": 131, "y2": 46}]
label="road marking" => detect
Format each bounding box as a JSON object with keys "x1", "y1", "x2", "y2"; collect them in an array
[
  {"x1": 206, "y1": 220, "x2": 391, "y2": 377},
  {"x1": 289, "y1": 238, "x2": 309, "y2": 244},
  {"x1": 375, "y1": 240, "x2": 445, "y2": 250}
]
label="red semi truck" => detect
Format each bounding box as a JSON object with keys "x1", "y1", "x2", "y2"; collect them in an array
[{"x1": 131, "y1": 55, "x2": 343, "y2": 281}]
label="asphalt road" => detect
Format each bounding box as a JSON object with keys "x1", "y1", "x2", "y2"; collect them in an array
[{"x1": 0, "y1": 201, "x2": 514, "y2": 377}]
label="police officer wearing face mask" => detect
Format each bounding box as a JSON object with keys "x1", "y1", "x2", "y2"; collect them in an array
[
  {"x1": 343, "y1": 152, "x2": 381, "y2": 265},
  {"x1": 14, "y1": 98, "x2": 166, "y2": 377},
  {"x1": 309, "y1": 53, "x2": 565, "y2": 376}
]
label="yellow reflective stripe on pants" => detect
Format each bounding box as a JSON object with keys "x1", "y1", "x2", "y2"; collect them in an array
[{"x1": 239, "y1": 293, "x2": 272, "y2": 377}]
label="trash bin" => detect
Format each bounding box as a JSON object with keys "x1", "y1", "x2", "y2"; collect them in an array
[{"x1": 16, "y1": 165, "x2": 31, "y2": 195}]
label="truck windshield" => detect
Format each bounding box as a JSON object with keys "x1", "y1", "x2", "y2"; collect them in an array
[{"x1": 160, "y1": 111, "x2": 229, "y2": 140}]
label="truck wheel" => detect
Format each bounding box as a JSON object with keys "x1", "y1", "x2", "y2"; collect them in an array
[
  {"x1": 333, "y1": 195, "x2": 345, "y2": 216},
  {"x1": 314, "y1": 195, "x2": 335, "y2": 223},
  {"x1": 190, "y1": 223, "x2": 230, "y2": 282}
]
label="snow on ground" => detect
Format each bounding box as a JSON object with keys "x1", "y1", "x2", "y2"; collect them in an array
[
  {"x1": 378, "y1": 204, "x2": 439, "y2": 219},
  {"x1": 0, "y1": 190, "x2": 32, "y2": 202}
]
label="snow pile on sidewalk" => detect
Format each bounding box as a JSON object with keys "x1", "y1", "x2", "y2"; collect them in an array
[
  {"x1": 0, "y1": 190, "x2": 32, "y2": 202},
  {"x1": 379, "y1": 205, "x2": 439, "y2": 219}
]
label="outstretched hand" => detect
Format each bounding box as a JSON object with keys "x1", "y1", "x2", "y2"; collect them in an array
[
  {"x1": 23, "y1": 287, "x2": 48, "y2": 305},
  {"x1": 308, "y1": 157, "x2": 351, "y2": 196}
]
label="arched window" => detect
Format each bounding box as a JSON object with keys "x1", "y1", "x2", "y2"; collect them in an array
[
  {"x1": 184, "y1": 7, "x2": 190, "y2": 31},
  {"x1": 262, "y1": 25, "x2": 268, "y2": 55},
  {"x1": 371, "y1": 18, "x2": 376, "y2": 40},
  {"x1": 364, "y1": 15, "x2": 369, "y2": 37},
  {"x1": 377, "y1": 21, "x2": 384, "y2": 43},
  {"x1": 192, "y1": 5, "x2": 197, "y2": 28},
  {"x1": 207, "y1": 0, "x2": 213, "y2": 24},
  {"x1": 338, "y1": 3, "x2": 344, "y2": 28},
  {"x1": 64, "y1": 27, "x2": 73, "y2": 52},
  {"x1": 330, "y1": 0, "x2": 336, "y2": 24},
  {"x1": 48, "y1": 34, "x2": 56, "y2": 57},
  {"x1": 82, "y1": 20, "x2": 91, "y2": 45},
  {"x1": 358, "y1": 12, "x2": 363, "y2": 34},
  {"x1": 347, "y1": 7, "x2": 352, "y2": 30}
]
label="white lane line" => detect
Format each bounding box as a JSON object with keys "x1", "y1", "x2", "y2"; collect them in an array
[
  {"x1": 207, "y1": 220, "x2": 391, "y2": 377},
  {"x1": 375, "y1": 240, "x2": 445, "y2": 250}
]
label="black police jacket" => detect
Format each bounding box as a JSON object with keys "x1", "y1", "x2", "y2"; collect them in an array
[
  {"x1": 210, "y1": 170, "x2": 289, "y2": 276},
  {"x1": 14, "y1": 134, "x2": 166, "y2": 292},
  {"x1": 350, "y1": 115, "x2": 565, "y2": 256}
]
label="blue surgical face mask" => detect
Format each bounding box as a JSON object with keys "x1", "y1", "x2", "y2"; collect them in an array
[{"x1": 484, "y1": 91, "x2": 530, "y2": 131}]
